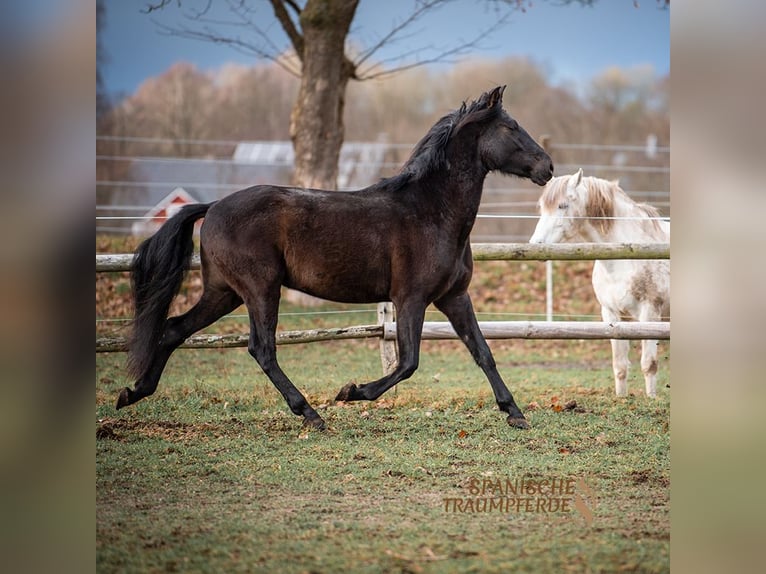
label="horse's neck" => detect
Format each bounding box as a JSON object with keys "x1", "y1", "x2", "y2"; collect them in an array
[{"x1": 432, "y1": 153, "x2": 487, "y2": 222}]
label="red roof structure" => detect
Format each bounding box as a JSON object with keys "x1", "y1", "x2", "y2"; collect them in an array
[{"x1": 132, "y1": 187, "x2": 200, "y2": 236}]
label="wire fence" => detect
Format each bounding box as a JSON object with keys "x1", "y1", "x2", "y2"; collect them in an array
[{"x1": 96, "y1": 135, "x2": 669, "y2": 241}]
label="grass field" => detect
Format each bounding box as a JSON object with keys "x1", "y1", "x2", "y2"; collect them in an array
[
  {"x1": 97, "y1": 236, "x2": 669, "y2": 572},
  {"x1": 97, "y1": 325, "x2": 670, "y2": 573}
]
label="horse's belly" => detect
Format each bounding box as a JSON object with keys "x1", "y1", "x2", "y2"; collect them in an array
[
  {"x1": 283, "y1": 255, "x2": 391, "y2": 303},
  {"x1": 593, "y1": 260, "x2": 669, "y2": 319}
]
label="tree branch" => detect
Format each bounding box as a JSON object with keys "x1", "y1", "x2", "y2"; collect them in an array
[
  {"x1": 152, "y1": 19, "x2": 302, "y2": 77},
  {"x1": 356, "y1": 4, "x2": 516, "y2": 81},
  {"x1": 269, "y1": 0, "x2": 305, "y2": 60},
  {"x1": 283, "y1": 0, "x2": 302, "y2": 17},
  {"x1": 354, "y1": 0, "x2": 450, "y2": 68},
  {"x1": 141, "y1": 0, "x2": 179, "y2": 14}
]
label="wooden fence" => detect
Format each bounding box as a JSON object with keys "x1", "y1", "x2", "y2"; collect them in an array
[
  {"x1": 95, "y1": 243, "x2": 669, "y2": 271},
  {"x1": 96, "y1": 243, "x2": 670, "y2": 371}
]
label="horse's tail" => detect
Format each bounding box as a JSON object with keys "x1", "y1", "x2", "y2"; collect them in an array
[{"x1": 127, "y1": 203, "x2": 211, "y2": 379}]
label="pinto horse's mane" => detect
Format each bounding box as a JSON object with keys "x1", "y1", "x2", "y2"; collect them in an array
[
  {"x1": 368, "y1": 91, "x2": 502, "y2": 193},
  {"x1": 541, "y1": 174, "x2": 664, "y2": 236}
]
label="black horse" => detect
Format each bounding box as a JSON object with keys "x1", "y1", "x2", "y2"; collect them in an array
[{"x1": 117, "y1": 86, "x2": 553, "y2": 430}]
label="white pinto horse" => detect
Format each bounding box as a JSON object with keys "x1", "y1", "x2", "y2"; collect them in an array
[{"x1": 530, "y1": 169, "x2": 670, "y2": 398}]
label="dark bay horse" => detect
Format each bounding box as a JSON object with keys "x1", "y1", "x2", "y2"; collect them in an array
[{"x1": 117, "y1": 86, "x2": 553, "y2": 430}]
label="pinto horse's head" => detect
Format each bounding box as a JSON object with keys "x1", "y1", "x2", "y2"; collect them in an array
[
  {"x1": 473, "y1": 86, "x2": 553, "y2": 186},
  {"x1": 529, "y1": 169, "x2": 588, "y2": 244}
]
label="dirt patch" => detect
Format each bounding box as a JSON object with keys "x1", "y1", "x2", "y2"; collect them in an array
[
  {"x1": 96, "y1": 417, "x2": 249, "y2": 442},
  {"x1": 628, "y1": 469, "x2": 670, "y2": 488}
]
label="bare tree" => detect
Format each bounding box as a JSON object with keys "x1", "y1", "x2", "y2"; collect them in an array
[
  {"x1": 138, "y1": 0, "x2": 666, "y2": 188},
  {"x1": 140, "y1": 0, "x2": 519, "y2": 189}
]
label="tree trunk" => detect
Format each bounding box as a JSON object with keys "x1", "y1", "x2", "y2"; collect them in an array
[{"x1": 290, "y1": 0, "x2": 358, "y2": 190}]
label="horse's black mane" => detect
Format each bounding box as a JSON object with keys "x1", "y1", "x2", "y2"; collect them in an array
[{"x1": 368, "y1": 91, "x2": 502, "y2": 193}]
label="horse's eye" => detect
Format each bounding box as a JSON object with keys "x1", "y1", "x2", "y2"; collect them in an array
[{"x1": 558, "y1": 202, "x2": 569, "y2": 210}]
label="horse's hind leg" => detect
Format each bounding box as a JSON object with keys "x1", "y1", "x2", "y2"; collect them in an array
[
  {"x1": 116, "y1": 287, "x2": 242, "y2": 409},
  {"x1": 435, "y1": 292, "x2": 528, "y2": 429},
  {"x1": 241, "y1": 286, "x2": 326, "y2": 430}
]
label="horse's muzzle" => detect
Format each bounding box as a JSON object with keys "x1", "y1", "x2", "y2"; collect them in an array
[{"x1": 531, "y1": 159, "x2": 554, "y2": 186}]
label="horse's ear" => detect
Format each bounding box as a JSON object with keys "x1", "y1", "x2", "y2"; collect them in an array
[
  {"x1": 487, "y1": 85, "x2": 506, "y2": 108},
  {"x1": 567, "y1": 169, "x2": 583, "y2": 200}
]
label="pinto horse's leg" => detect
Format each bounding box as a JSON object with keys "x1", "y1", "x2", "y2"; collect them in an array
[
  {"x1": 610, "y1": 338, "x2": 630, "y2": 397},
  {"x1": 241, "y1": 287, "x2": 326, "y2": 430},
  {"x1": 335, "y1": 299, "x2": 426, "y2": 402},
  {"x1": 435, "y1": 292, "x2": 529, "y2": 429},
  {"x1": 601, "y1": 307, "x2": 630, "y2": 397},
  {"x1": 640, "y1": 339, "x2": 659, "y2": 398},
  {"x1": 116, "y1": 287, "x2": 242, "y2": 409},
  {"x1": 638, "y1": 306, "x2": 660, "y2": 398}
]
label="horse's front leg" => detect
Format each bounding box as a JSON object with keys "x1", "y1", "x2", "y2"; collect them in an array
[
  {"x1": 435, "y1": 291, "x2": 529, "y2": 429},
  {"x1": 602, "y1": 306, "x2": 630, "y2": 396},
  {"x1": 335, "y1": 299, "x2": 425, "y2": 402}
]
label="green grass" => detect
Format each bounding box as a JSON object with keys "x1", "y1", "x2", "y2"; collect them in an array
[{"x1": 97, "y1": 336, "x2": 669, "y2": 573}]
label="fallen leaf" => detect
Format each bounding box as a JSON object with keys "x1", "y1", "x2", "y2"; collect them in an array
[
  {"x1": 525, "y1": 401, "x2": 541, "y2": 411},
  {"x1": 458, "y1": 429, "x2": 468, "y2": 438}
]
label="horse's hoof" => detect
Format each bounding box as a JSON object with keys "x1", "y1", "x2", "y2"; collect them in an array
[
  {"x1": 115, "y1": 387, "x2": 133, "y2": 410},
  {"x1": 507, "y1": 416, "x2": 530, "y2": 430},
  {"x1": 335, "y1": 383, "x2": 358, "y2": 402},
  {"x1": 303, "y1": 416, "x2": 326, "y2": 431}
]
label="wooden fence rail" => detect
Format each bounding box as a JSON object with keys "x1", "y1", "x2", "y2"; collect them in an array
[
  {"x1": 95, "y1": 243, "x2": 670, "y2": 272},
  {"x1": 96, "y1": 321, "x2": 669, "y2": 353},
  {"x1": 96, "y1": 242, "x2": 670, "y2": 357}
]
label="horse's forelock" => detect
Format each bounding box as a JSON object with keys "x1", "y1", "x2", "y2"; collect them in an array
[{"x1": 539, "y1": 175, "x2": 570, "y2": 212}]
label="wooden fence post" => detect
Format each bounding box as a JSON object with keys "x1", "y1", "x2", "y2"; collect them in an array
[
  {"x1": 540, "y1": 134, "x2": 551, "y2": 154},
  {"x1": 377, "y1": 302, "x2": 398, "y2": 375}
]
